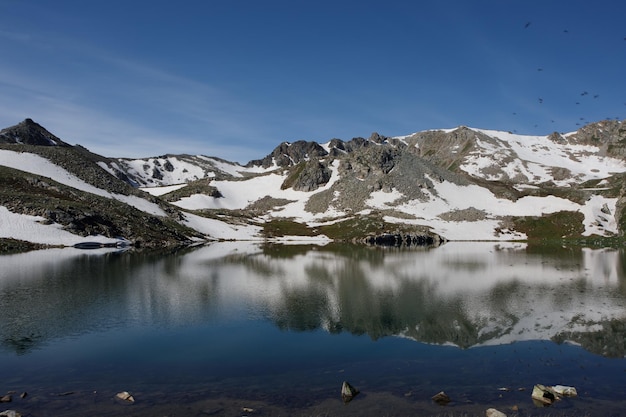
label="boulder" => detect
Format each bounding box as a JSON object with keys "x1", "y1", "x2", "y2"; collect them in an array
[
  {"x1": 486, "y1": 408, "x2": 507, "y2": 417},
  {"x1": 115, "y1": 391, "x2": 135, "y2": 404},
  {"x1": 531, "y1": 384, "x2": 559, "y2": 405},
  {"x1": 431, "y1": 391, "x2": 451, "y2": 405},
  {"x1": 341, "y1": 381, "x2": 359, "y2": 403}
]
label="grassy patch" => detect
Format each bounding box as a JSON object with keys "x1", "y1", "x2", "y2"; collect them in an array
[
  {"x1": 513, "y1": 211, "x2": 585, "y2": 240},
  {"x1": 318, "y1": 213, "x2": 432, "y2": 241},
  {"x1": 0, "y1": 238, "x2": 49, "y2": 253},
  {"x1": 317, "y1": 215, "x2": 386, "y2": 240},
  {"x1": 262, "y1": 219, "x2": 318, "y2": 238},
  {"x1": 261, "y1": 214, "x2": 430, "y2": 241}
]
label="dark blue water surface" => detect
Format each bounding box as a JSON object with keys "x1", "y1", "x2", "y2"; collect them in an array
[{"x1": 1, "y1": 241, "x2": 626, "y2": 416}]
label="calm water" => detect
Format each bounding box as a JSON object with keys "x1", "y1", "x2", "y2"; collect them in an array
[{"x1": 1, "y1": 241, "x2": 626, "y2": 416}]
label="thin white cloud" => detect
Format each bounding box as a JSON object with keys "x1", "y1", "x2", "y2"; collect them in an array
[
  {"x1": 0, "y1": 29, "x2": 33, "y2": 42},
  {"x1": 0, "y1": 30, "x2": 279, "y2": 162},
  {"x1": 0, "y1": 77, "x2": 263, "y2": 161}
]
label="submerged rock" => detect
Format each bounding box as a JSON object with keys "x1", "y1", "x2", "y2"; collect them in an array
[
  {"x1": 115, "y1": 391, "x2": 135, "y2": 404},
  {"x1": 341, "y1": 381, "x2": 359, "y2": 403},
  {"x1": 486, "y1": 408, "x2": 507, "y2": 417},
  {"x1": 431, "y1": 391, "x2": 451, "y2": 405},
  {"x1": 552, "y1": 385, "x2": 578, "y2": 397},
  {"x1": 531, "y1": 384, "x2": 559, "y2": 406},
  {"x1": 531, "y1": 383, "x2": 578, "y2": 406}
]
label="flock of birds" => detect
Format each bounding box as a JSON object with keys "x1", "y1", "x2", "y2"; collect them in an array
[{"x1": 510, "y1": 21, "x2": 625, "y2": 133}]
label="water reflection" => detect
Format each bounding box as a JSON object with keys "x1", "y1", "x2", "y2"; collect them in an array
[{"x1": 1, "y1": 242, "x2": 626, "y2": 358}]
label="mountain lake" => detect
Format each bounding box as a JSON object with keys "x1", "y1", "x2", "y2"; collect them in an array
[{"x1": 1, "y1": 241, "x2": 626, "y2": 417}]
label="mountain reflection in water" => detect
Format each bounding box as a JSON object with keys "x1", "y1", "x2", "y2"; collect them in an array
[
  {"x1": 1, "y1": 241, "x2": 625, "y2": 357},
  {"x1": 1, "y1": 241, "x2": 626, "y2": 416}
]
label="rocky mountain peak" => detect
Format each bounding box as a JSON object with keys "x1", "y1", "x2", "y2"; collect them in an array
[
  {"x1": 547, "y1": 131, "x2": 566, "y2": 144},
  {"x1": 368, "y1": 132, "x2": 387, "y2": 144},
  {"x1": 246, "y1": 140, "x2": 329, "y2": 168},
  {"x1": 0, "y1": 118, "x2": 72, "y2": 147},
  {"x1": 566, "y1": 119, "x2": 626, "y2": 157}
]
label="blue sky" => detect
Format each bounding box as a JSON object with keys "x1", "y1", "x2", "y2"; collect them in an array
[{"x1": 0, "y1": 0, "x2": 625, "y2": 162}]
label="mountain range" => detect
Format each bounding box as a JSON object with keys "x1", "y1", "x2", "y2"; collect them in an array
[{"x1": 1, "y1": 117, "x2": 626, "y2": 249}]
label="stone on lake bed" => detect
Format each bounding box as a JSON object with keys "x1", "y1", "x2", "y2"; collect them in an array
[
  {"x1": 486, "y1": 408, "x2": 507, "y2": 417},
  {"x1": 115, "y1": 391, "x2": 135, "y2": 404},
  {"x1": 431, "y1": 391, "x2": 451, "y2": 405},
  {"x1": 531, "y1": 384, "x2": 559, "y2": 405},
  {"x1": 531, "y1": 383, "x2": 578, "y2": 406},
  {"x1": 552, "y1": 385, "x2": 578, "y2": 397},
  {"x1": 341, "y1": 381, "x2": 359, "y2": 403},
  {"x1": 0, "y1": 411, "x2": 21, "y2": 417}
]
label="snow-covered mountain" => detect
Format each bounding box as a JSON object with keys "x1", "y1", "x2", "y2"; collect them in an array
[
  {"x1": 1, "y1": 118, "x2": 626, "y2": 247},
  {"x1": 107, "y1": 119, "x2": 626, "y2": 241}
]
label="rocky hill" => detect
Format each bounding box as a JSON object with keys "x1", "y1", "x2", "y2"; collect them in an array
[
  {"x1": 1, "y1": 118, "x2": 626, "y2": 248},
  {"x1": 0, "y1": 118, "x2": 72, "y2": 147}
]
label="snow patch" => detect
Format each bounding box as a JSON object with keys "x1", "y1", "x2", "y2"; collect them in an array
[
  {"x1": 181, "y1": 212, "x2": 262, "y2": 240},
  {"x1": 0, "y1": 206, "x2": 119, "y2": 246},
  {"x1": 141, "y1": 183, "x2": 188, "y2": 196}
]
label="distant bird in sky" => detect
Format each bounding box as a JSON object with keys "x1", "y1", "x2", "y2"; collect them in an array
[{"x1": 517, "y1": 20, "x2": 625, "y2": 133}]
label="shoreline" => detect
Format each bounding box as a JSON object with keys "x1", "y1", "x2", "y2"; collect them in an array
[{"x1": 3, "y1": 385, "x2": 624, "y2": 417}]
